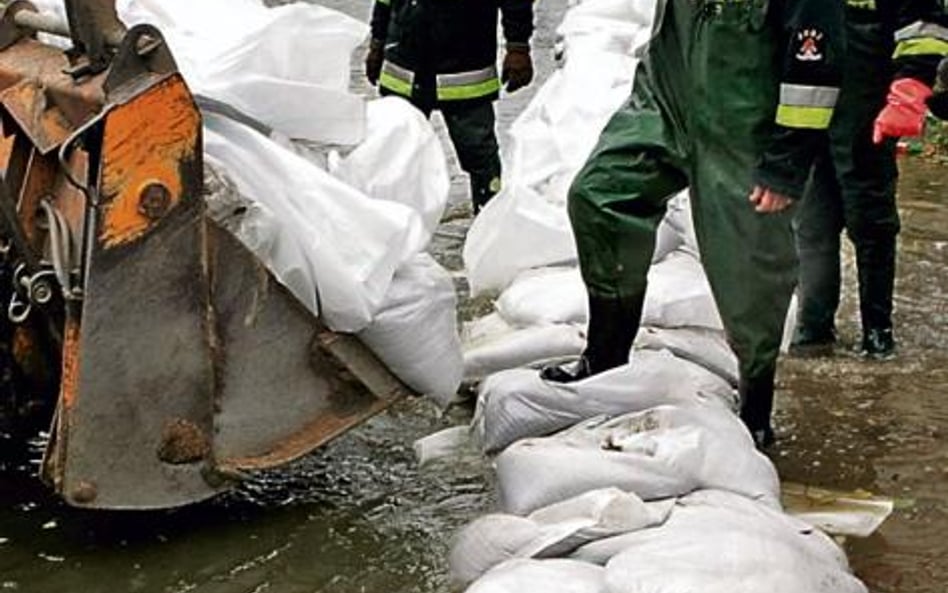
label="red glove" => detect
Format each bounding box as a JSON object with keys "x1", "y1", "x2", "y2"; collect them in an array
[{"x1": 873, "y1": 78, "x2": 933, "y2": 144}]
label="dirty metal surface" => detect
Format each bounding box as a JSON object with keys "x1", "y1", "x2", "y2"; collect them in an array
[{"x1": 208, "y1": 222, "x2": 410, "y2": 472}]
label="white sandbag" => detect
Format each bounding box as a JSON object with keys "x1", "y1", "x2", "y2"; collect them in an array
[
  {"x1": 463, "y1": 185, "x2": 578, "y2": 297},
  {"x1": 203, "y1": 113, "x2": 425, "y2": 332},
  {"x1": 451, "y1": 488, "x2": 671, "y2": 585},
  {"x1": 603, "y1": 490, "x2": 867, "y2": 593},
  {"x1": 654, "y1": 191, "x2": 698, "y2": 260},
  {"x1": 466, "y1": 559, "x2": 606, "y2": 593},
  {"x1": 357, "y1": 254, "x2": 462, "y2": 406},
  {"x1": 451, "y1": 516, "x2": 543, "y2": 585},
  {"x1": 117, "y1": 0, "x2": 367, "y2": 144},
  {"x1": 495, "y1": 267, "x2": 588, "y2": 328},
  {"x1": 463, "y1": 323, "x2": 586, "y2": 381},
  {"x1": 473, "y1": 349, "x2": 737, "y2": 454},
  {"x1": 643, "y1": 250, "x2": 723, "y2": 330},
  {"x1": 331, "y1": 97, "x2": 450, "y2": 243},
  {"x1": 494, "y1": 405, "x2": 779, "y2": 515},
  {"x1": 414, "y1": 426, "x2": 476, "y2": 467},
  {"x1": 633, "y1": 326, "x2": 738, "y2": 387}
]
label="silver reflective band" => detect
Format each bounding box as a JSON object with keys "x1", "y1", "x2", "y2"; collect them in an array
[
  {"x1": 895, "y1": 21, "x2": 948, "y2": 42},
  {"x1": 382, "y1": 61, "x2": 414, "y2": 84},
  {"x1": 436, "y1": 65, "x2": 499, "y2": 89},
  {"x1": 779, "y1": 84, "x2": 840, "y2": 108}
]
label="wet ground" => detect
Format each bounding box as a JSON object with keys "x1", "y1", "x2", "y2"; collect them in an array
[{"x1": 1, "y1": 1, "x2": 947, "y2": 592}]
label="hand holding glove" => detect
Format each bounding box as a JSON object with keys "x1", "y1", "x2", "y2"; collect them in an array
[
  {"x1": 501, "y1": 43, "x2": 533, "y2": 93},
  {"x1": 873, "y1": 78, "x2": 933, "y2": 144},
  {"x1": 365, "y1": 39, "x2": 385, "y2": 86}
]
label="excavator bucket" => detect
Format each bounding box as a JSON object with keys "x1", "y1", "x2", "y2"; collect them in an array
[{"x1": 0, "y1": 1, "x2": 411, "y2": 509}]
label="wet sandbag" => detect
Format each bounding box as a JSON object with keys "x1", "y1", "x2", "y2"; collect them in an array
[
  {"x1": 473, "y1": 349, "x2": 737, "y2": 454},
  {"x1": 602, "y1": 490, "x2": 868, "y2": 593},
  {"x1": 358, "y1": 254, "x2": 463, "y2": 407},
  {"x1": 495, "y1": 267, "x2": 588, "y2": 328},
  {"x1": 633, "y1": 326, "x2": 738, "y2": 387},
  {"x1": 451, "y1": 488, "x2": 673, "y2": 584},
  {"x1": 494, "y1": 405, "x2": 780, "y2": 515},
  {"x1": 466, "y1": 559, "x2": 606, "y2": 593},
  {"x1": 462, "y1": 317, "x2": 586, "y2": 381},
  {"x1": 643, "y1": 250, "x2": 723, "y2": 330}
]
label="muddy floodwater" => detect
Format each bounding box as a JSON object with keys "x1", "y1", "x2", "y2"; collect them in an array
[{"x1": 2, "y1": 1, "x2": 947, "y2": 592}]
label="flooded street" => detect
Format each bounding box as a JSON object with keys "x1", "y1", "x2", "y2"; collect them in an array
[{"x1": 1, "y1": 1, "x2": 947, "y2": 592}]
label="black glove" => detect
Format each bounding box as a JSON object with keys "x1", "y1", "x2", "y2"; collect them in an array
[
  {"x1": 501, "y1": 43, "x2": 533, "y2": 93},
  {"x1": 365, "y1": 38, "x2": 384, "y2": 86}
]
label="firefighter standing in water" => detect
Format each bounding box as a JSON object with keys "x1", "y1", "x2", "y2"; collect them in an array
[
  {"x1": 540, "y1": 0, "x2": 846, "y2": 449},
  {"x1": 792, "y1": 0, "x2": 948, "y2": 361},
  {"x1": 364, "y1": 0, "x2": 535, "y2": 214}
]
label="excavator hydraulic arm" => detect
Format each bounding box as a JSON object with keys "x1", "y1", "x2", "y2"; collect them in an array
[{"x1": 0, "y1": 0, "x2": 411, "y2": 509}]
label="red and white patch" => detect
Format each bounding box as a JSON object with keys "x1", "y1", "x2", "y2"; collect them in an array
[{"x1": 796, "y1": 29, "x2": 824, "y2": 62}]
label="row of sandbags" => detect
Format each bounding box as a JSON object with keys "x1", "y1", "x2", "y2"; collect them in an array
[
  {"x1": 448, "y1": 0, "x2": 866, "y2": 591},
  {"x1": 32, "y1": 0, "x2": 465, "y2": 404}
]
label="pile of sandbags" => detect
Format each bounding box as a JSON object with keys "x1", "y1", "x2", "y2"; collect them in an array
[{"x1": 447, "y1": 0, "x2": 874, "y2": 591}]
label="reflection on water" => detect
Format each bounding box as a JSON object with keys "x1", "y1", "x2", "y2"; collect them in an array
[{"x1": 775, "y1": 158, "x2": 948, "y2": 593}]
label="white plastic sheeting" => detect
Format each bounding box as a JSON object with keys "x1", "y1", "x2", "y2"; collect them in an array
[
  {"x1": 493, "y1": 405, "x2": 780, "y2": 515},
  {"x1": 204, "y1": 113, "x2": 423, "y2": 332},
  {"x1": 330, "y1": 97, "x2": 452, "y2": 241},
  {"x1": 117, "y1": 0, "x2": 367, "y2": 144}
]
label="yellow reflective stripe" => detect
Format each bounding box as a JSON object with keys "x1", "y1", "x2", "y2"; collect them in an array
[
  {"x1": 776, "y1": 105, "x2": 834, "y2": 129},
  {"x1": 377, "y1": 0, "x2": 390, "y2": 5},
  {"x1": 437, "y1": 78, "x2": 501, "y2": 101},
  {"x1": 894, "y1": 38, "x2": 948, "y2": 59},
  {"x1": 379, "y1": 71, "x2": 412, "y2": 97}
]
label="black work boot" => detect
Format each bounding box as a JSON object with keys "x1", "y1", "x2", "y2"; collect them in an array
[
  {"x1": 739, "y1": 366, "x2": 777, "y2": 450},
  {"x1": 788, "y1": 325, "x2": 836, "y2": 358},
  {"x1": 541, "y1": 293, "x2": 644, "y2": 383},
  {"x1": 861, "y1": 327, "x2": 896, "y2": 360},
  {"x1": 471, "y1": 174, "x2": 502, "y2": 215}
]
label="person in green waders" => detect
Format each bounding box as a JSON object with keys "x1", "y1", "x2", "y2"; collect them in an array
[
  {"x1": 541, "y1": 0, "x2": 846, "y2": 448},
  {"x1": 363, "y1": 0, "x2": 535, "y2": 214},
  {"x1": 791, "y1": 0, "x2": 948, "y2": 361}
]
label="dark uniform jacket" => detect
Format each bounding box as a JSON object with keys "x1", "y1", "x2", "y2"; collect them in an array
[
  {"x1": 753, "y1": 0, "x2": 847, "y2": 198},
  {"x1": 369, "y1": 0, "x2": 533, "y2": 108}
]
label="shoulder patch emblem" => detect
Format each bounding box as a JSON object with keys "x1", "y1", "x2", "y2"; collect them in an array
[{"x1": 796, "y1": 29, "x2": 824, "y2": 62}]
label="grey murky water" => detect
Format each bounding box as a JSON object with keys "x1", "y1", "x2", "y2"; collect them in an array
[{"x1": 2, "y1": 1, "x2": 947, "y2": 592}]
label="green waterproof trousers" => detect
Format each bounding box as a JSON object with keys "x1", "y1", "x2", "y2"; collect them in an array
[{"x1": 568, "y1": 0, "x2": 797, "y2": 384}]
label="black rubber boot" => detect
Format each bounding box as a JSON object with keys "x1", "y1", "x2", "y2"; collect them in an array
[
  {"x1": 861, "y1": 327, "x2": 896, "y2": 360},
  {"x1": 739, "y1": 366, "x2": 777, "y2": 450},
  {"x1": 471, "y1": 174, "x2": 501, "y2": 214},
  {"x1": 541, "y1": 292, "x2": 644, "y2": 383},
  {"x1": 788, "y1": 324, "x2": 836, "y2": 357}
]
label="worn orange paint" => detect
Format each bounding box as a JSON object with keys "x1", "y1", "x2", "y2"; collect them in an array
[
  {"x1": 99, "y1": 76, "x2": 199, "y2": 248},
  {"x1": 59, "y1": 319, "x2": 81, "y2": 411}
]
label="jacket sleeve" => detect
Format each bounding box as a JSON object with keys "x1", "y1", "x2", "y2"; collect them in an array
[
  {"x1": 753, "y1": 0, "x2": 845, "y2": 200},
  {"x1": 892, "y1": 0, "x2": 948, "y2": 85},
  {"x1": 500, "y1": 0, "x2": 534, "y2": 46},
  {"x1": 370, "y1": 0, "x2": 392, "y2": 43}
]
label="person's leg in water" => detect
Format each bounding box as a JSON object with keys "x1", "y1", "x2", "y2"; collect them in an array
[
  {"x1": 441, "y1": 101, "x2": 503, "y2": 214},
  {"x1": 541, "y1": 25, "x2": 690, "y2": 382},
  {"x1": 791, "y1": 153, "x2": 845, "y2": 356}
]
